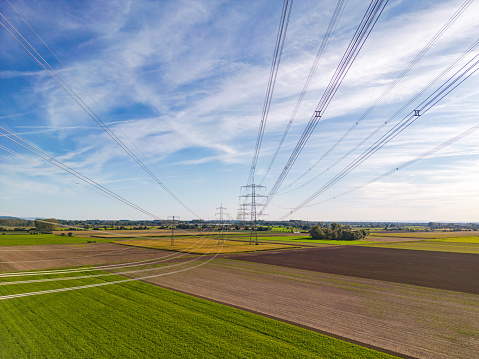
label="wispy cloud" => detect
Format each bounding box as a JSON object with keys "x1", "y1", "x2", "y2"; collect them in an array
[{"x1": 1, "y1": 0, "x2": 478, "y2": 220}]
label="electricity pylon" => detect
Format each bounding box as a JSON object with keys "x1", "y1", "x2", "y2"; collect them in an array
[
  {"x1": 240, "y1": 184, "x2": 266, "y2": 245},
  {"x1": 167, "y1": 215, "x2": 179, "y2": 246}
]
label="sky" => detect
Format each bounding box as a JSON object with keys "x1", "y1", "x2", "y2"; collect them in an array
[{"x1": 1, "y1": 0, "x2": 478, "y2": 222}]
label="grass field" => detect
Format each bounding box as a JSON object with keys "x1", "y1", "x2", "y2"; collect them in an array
[
  {"x1": 0, "y1": 272, "x2": 396, "y2": 358},
  {"x1": 115, "y1": 237, "x2": 299, "y2": 254},
  {"x1": 0, "y1": 234, "x2": 111, "y2": 246}
]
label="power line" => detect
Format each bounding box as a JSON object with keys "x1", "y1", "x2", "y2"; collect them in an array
[
  {"x1": 259, "y1": 0, "x2": 348, "y2": 186},
  {"x1": 0, "y1": 11, "x2": 199, "y2": 218},
  {"x1": 281, "y1": 36, "x2": 479, "y2": 195},
  {"x1": 279, "y1": 0, "x2": 474, "y2": 193},
  {"x1": 5, "y1": 0, "x2": 189, "y2": 205},
  {"x1": 0, "y1": 126, "x2": 162, "y2": 219},
  {"x1": 260, "y1": 0, "x2": 389, "y2": 216},
  {"x1": 247, "y1": 0, "x2": 294, "y2": 185},
  {"x1": 290, "y1": 121, "x2": 479, "y2": 212},
  {"x1": 283, "y1": 51, "x2": 479, "y2": 217}
]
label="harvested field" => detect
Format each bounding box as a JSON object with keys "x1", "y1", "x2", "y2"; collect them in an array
[
  {"x1": 134, "y1": 258, "x2": 479, "y2": 359},
  {"x1": 226, "y1": 246, "x2": 479, "y2": 294},
  {"x1": 0, "y1": 243, "x2": 178, "y2": 271},
  {"x1": 116, "y1": 237, "x2": 298, "y2": 254}
]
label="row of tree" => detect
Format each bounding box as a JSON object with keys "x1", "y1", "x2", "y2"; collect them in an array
[{"x1": 309, "y1": 223, "x2": 369, "y2": 241}]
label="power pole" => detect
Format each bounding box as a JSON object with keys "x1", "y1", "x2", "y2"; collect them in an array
[
  {"x1": 236, "y1": 203, "x2": 248, "y2": 225},
  {"x1": 216, "y1": 204, "x2": 226, "y2": 243},
  {"x1": 240, "y1": 184, "x2": 266, "y2": 245},
  {"x1": 167, "y1": 215, "x2": 179, "y2": 246}
]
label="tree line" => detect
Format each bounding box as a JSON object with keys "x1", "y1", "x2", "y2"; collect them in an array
[{"x1": 309, "y1": 223, "x2": 369, "y2": 241}]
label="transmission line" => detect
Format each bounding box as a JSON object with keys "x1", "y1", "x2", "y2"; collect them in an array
[
  {"x1": 248, "y1": 0, "x2": 293, "y2": 184},
  {"x1": 259, "y1": 0, "x2": 348, "y2": 186},
  {"x1": 283, "y1": 51, "x2": 479, "y2": 217},
  {"x1": 0, "y1": 127, "x2": 162, "y2": 219},
  {"x1": 0, "y1": 11, "x2": 199, "y2": 218},
  {"x1": 286, "y1": 121, "x2": 479, "y2": 214},
  {"x1": 281, "y1": 36, "x2": 479, "y2": 195},
  {"x1": 260, "y1": 0, "x2": 389, "y2": 216},
  {"x1": 241, "y1": 0, "x2": 293, "y2": 240},
  {"x1": 5, "y1": 0, "x2": 189, "y2": 204},
  {"x1": 279, "y1": 0, "x2": 474, "y2": 193}
]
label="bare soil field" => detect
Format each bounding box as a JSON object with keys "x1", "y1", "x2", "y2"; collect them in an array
[
  {"x1": 0, "y1": 243, "x2": 177, "y2": 271},
  {"x1": 226, "y1": 246, "x2": 479, "y2": 294},
  {"x1": 133, "y1": 258, "x2": 479, "y2": 359}
]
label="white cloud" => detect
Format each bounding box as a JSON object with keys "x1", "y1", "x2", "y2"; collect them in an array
[{"x1": 1, "y1": 0, "x2": 478, "y2": 220}]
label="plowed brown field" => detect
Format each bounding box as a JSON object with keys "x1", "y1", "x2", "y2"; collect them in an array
[
  {"x1": 226, "y1": 246, "x2": 479, "y2": 294},
  {"x1": 133, "y1": 258, "x2": 478, "y2": 359}
]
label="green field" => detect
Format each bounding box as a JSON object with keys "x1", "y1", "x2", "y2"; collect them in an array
[
  {"x1": 432, "y1": 236, "x2": 479, "y2": 243},
  {"x1": 0, "y1": 272, "x2": 396, "y2": 358},
  {"x1": 0, "y1": 234, "x2": 111, "y2": 246},
  {"x1": 359, "y1": 239, "x2": 479, "y2": 254},
  {"x1": 370, "y1": 231, "x2": 479, "y2": 239}
]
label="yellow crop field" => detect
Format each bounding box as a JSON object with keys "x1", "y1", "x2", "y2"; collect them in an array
[{"x1": 115, "y1": 237, "x2": 298, "y2": 254}]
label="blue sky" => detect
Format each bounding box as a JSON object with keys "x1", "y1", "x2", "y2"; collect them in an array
[{"x1": 1, "y1": 0, "x2": 478, "y2": 222}]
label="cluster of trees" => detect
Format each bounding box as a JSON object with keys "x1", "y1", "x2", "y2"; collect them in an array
[
  {"x1": 34, "y1": 218, "x2": 59, "y2": 233},
  {"x1": 0, "y1": 218, "x2": 34, "y2": 227},
  {"x1": 58, "y1": 219, "x2": 164, "y2": 228},
  {"x1": 309, "y1": 223, "x2": 369, "y2": 241},
  {"x1": 427, "y1": 222, "x2": 478, "y2": 231}
]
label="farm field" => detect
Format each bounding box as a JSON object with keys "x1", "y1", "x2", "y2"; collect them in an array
[
  {"x1": 369, "y1": 231, "x2": 479, "y2": 239},
  {"x1": 0, "y1": 243, "x2": 172, "y2": 272},
  {"x1": 116, "y1": 237, "x2": 299, "y2": 254},
  {"x1": 1, "y1": 234, "x2": 478, "y2": 358},
  {"x1": 258, "y1": 230, "x2": 479, "y2": 254},
  {"x1": 0, "y1": 234, "x2": 110, "y2": 246},
  {"x1": 226, "y1": 246, "x2": 479, "y2": 294},
  {"x1": 359, "y1": 239, "x2": 479, "y2": 254},
  {"x1": 58, "y1": 229, "x2": 260, "y2": 238},
  {"x1": 0, "y1": 271, "x2": 396, "y2": 359},
  {"x1": 138, "y1": 258, "x2": 479, "y2": 359}
]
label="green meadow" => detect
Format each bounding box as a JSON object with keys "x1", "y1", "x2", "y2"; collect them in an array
[{"x1": 0, "y1": 234, "x2": 110, "y2": 246}]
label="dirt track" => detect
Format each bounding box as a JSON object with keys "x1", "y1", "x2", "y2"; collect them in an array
[{"x1": 226, "y1": 246, "x2": 479, "y2": 294}]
